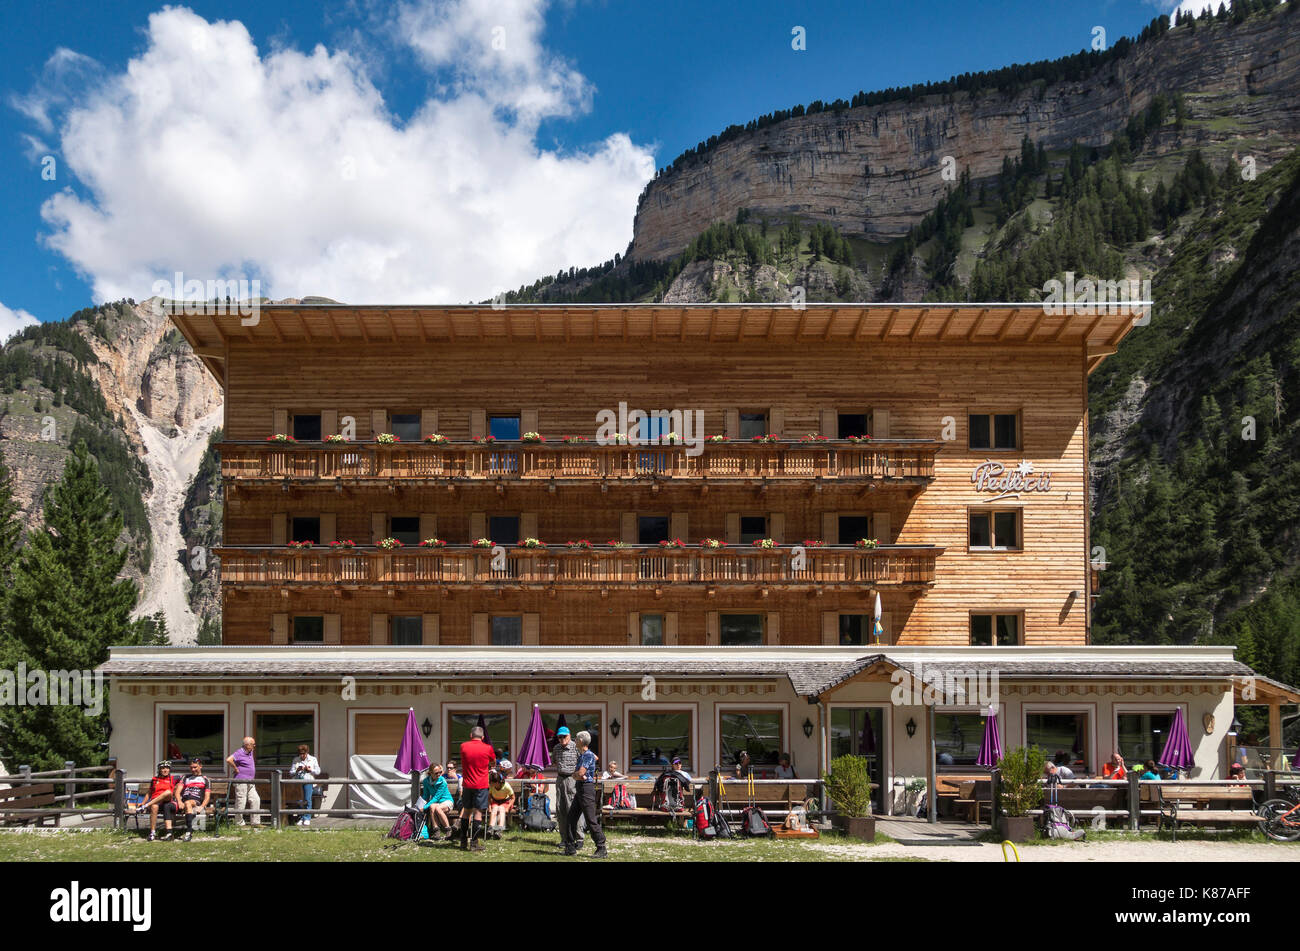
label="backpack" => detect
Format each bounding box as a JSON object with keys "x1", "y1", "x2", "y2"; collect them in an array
[
  {"x1": 694, "y1": 797, "x2": 717, "y2": 839},
  {"x1": 607, "y1": 783, "x2": 634, "y2": 810},
  {"x1": 651, "y1": 770, "x2": 687, "y2": 813},
  {"x1": 521, "y1": 795, "x2": 556, "y2": 832},
  {"x1": 386, "y1": 805, "x2": 423, "y2": 842},
  {"x1": 1043, "y1": 804, "x2": 1085, "y2": 841},
  {"x1": 740, "y1": 804, "x2": 774, "y2": 837}
]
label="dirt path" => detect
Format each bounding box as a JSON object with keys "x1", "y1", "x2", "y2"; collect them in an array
[{"x1": 805, "y1": 838, "x2": 1299, "y2": 862}]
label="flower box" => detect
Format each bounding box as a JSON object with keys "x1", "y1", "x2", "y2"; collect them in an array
[
  {"x1": 846, "y1": 434, "x2": 873, "y2": 443},
  {"x1": 607, "y1": 540, "x2": 628, "y2": 549},
  {"x1": 378, "y1": 537, "x2": 404, "y2": 550},
  {"x1": 521, "y1": 432, "x2": 545, "y2": 443},
  {"x1": 470, "y1": 538, "x2": 494, "y2": 549},
  {"x1": 800, "y1": 433, "x2": 829, "y2": 443},
  {"x1": 267, "y1": 434, "x2": 297, "y2": 443},
  {"x1": 751, "y1": 434, "x2": 779, "y2": 444},
  {"x1": 324, "y1": 434, "x2": 350, "y2": 444},
  {"x1": 658, "y1": 538, "x2": 687, "y2": 550},
  {"x1": 801, "y1": 539, "x2": 826, "y2": 548},
  {"x1": 706, "y1": 435, "x2": 728, "y2": 444},
  {"x1": 560, "y1": 435, "x2": 590, "y2": 445},
  {"x1": 698, "y1": 538, "x2": 727, "y2": 550},
  {"x1": 473, "y1": 435, "x2": 497, "y2": 445},
  {"x1": 287, "y1": 540, "x2": 314, "y2": 549},
  {"x1": 419, "y1": 538, "x2": 447, "y2": 548},
  {"x1": 752, "y1": 538, "x2": 780, "y2": 550},
  {"x1": 517, "y1": 538, "x2": 546, "y2": 549},
  {"x1": 330, "y1": 540, "x2": 356, "y2": 550},
  {"x1": 854, "y1": 538, "x2": 879, "y2": 550},
  {"x1": 375, "y1": 433, "x2": 399, "y2": 444},
  {"x1": 424, "y1": 434, "x2": 449, "y2": 445},
  {"x1": 566, "y1": 540, "x2": 594, "y2": 550}
]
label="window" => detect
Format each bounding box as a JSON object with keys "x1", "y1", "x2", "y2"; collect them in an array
[
  {"x1": 830, "y1": 707, "x2": 885, "y2": 811},
  {"x1": 447, "y1": 711, "x2": 511, "y2": 762},
  {"x1": 541, "y1": 711, "x2": 602, "y2": 759},
  {"x1": 640, "y1": 614, "x2": 664, "y2": 646},
  {"x1": 838, "y1": 515, "x2": 871, "y2": 545},
  {"x1": 638, "y1": 516, "x2": 669, "y2": 545},
  {"x1": 254, "y1": 711, "x2": 314, "y2": 767},
  {"x1": 1026, "y1": 711, "x2": 1090, "y2": 770},
  {"x1": 391, "y1": 616, "x2": 423, "y2": 645},
  {"x1": 292, "y1": 413, "x2": 321, "y2": 442},
  {"x1": 969, "y1": 510, "x2": 1021, "y2": 550},
  {"x1": 489, "y1": 415, "x2": 521, "y2": 440},
  {"x1": 969, "y1": 613, "x2": 1020, "y2": 646},
  {"x1": 934, "y1": 712, "x2": 987, "y2": 767},
  {"x1": 1116, "y1": 712, "x2": 1173, "y2": 764},
  {"x1": 720, "y1": 614, "x2": 763, "y2": 646},
  {"x1": 390, "y1": 412, "x2": 421, "y2": 442},
  {"x1": 488, "y1": 516, "x2": 519, "y2": 545},
  {"x1": 640, "y1": 414, "x2": 671, "y2": 441},
  {"x1": 839, "y1": 614, "x2": 870, "y2": 646},
  {"x1": 628, "y1": 711, "x2": 692, "y2": 770},
  {"x1": 738, "y1": 412, "x2": 768, "y2": 440},
  {"x1": 838, "y1": 413, "x2": 869, "y2": 438},
  {"x1": 389, "y1": 516, "x2": 420, "y2": 546},
  {"x1": 292, "y1": 616, "x2": 324, "y2": 643},
  {"x1": 969, "y1": 412, "x2": 1019, "y2": 450},
  {"x1": 163, "y1": 711, "x2": 224, "y2": 765},
  {"x1": 291, "y1": 517, "x2": 320, "y2": 544},
  {"x1": 490, "y1": 616, "x2": 522, "y2": 645},
  {"x1": 719, "y1": 710, "x2": 783, "y2": 766},
  {"x1": 739, "y1": 516, "x2": 767, "y2": 544}
]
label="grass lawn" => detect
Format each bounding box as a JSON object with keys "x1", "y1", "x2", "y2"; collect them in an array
[{"x1": 0, "y1": 827, "x2": 917, "y2": 863}]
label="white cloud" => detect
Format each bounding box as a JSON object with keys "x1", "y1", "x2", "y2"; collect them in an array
[
  {"x1": 28, "y1": 3, "x2": 655, "y2": 305},
  {"x1": 1171, "y1": 0, "x2": 1230, "y2": 17},
  {"x1": 0, "y1": 302, "x2": 41, "y2": 342}
]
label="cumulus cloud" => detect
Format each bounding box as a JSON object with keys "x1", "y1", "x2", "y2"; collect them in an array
[
  {"x1": 0, "y1": 302, "x2": 41, "y2": 342},
  {"x1": 26, "y1": 3, "x2": 654, "y2": 305}
]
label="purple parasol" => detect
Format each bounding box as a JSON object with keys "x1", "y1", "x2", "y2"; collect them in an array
[
  {"x1": 860, "y1": 713, "x2": 876, "y2": 755},
  {"x1": 393, "y1": 707, "x2": 430, "y2": 775},
  {"x1": 975, "y1": 705, "x2": 1003, "y2": 769},
  {"x1": 517, "y1": 704, "x2": 553, "y2": 770},
  {"x1": 1158, "y1": 707, "x2": 1194, "y2": 774}
]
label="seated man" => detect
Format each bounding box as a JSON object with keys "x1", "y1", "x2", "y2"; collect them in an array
[
  {"x1": 420, "y1": 764, "x2": 455, "y2": 840},
  {"x1": 131, "y1": 762, "x2": 179, "y2": 841},
  {"x1": 177, "y1": 756, "x2": 212, "y2": 841},
  {"x1": 1101, "y1": 752, "x2": 1127, "y2": 780}
]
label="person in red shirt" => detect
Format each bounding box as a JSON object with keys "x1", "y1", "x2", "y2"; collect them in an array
[
  {"x1": 130, "y1": 761, "x2": 179, "y2": 841},
  {"x1": 457, "y1": 726, "x2": 496, "y2": 852},
  {"x1": 1101, "y1": 752, "x2": 1127, "y2": 781}
]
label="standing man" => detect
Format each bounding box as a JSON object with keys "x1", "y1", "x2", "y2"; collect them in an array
[
  {"x1": 225, "y1": 736, "x2": 260, "y2": 827},
  {"x1": 457, "y1": 725, "x2": 494, "y2": 853},
  {"x1": 551, "y1": 725, "x2": 583, "y2": 853},
  {"x1": 565, "y1": 731, "x2": 608, "y2": 859}
]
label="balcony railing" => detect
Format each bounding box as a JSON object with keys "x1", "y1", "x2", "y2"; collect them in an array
[
  {"x1": 215, "y1": 544, "x2": 942, "y2": 589},
  {"x1": 218, "y1": 439, "x2": 939, "y2": 485}
]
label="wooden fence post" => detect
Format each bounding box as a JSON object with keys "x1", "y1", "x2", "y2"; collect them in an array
[
  {"x1": 1128, "y1": 772, "x2": 1140, "y2": 831},
  {"x1": 114, "y1": 769, "x2": 126, "y2": 831},
  {"x1": 62, "y1": 760, "x2": 75, "y2": 827},
  {"x1": 1264, "y1": 770, "x2": 1277, "y2": 801},
  {"x1": 270, "y1": 770, "x2": 283, "y2": 830}
]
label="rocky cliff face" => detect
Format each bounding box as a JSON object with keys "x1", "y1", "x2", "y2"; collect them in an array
[{"x1": 630, "y1": 12, "x2": 1300, "y2": 261}]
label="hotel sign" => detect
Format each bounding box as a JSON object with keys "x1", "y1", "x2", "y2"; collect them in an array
[{"x1": 972, "y1": 460, "x2": 1052, "y2": 502}]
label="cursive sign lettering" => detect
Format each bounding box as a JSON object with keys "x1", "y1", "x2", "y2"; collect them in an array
[{"x1": 972, "y1": 460, "x2": 1052, "y2": 499}]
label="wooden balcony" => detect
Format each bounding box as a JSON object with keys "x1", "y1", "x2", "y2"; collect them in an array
[
  {"x1": 217, "y1": 440, "x2": 939, "y2": 489},
  {"x1": 215, "y1": 544, "x2": 942, "y2": 590}
]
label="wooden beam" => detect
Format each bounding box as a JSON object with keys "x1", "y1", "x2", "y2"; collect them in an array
[
  {"x1": 1022, "y1": 310, "x2": 1046, "y2": 343},
  {"x1": 622, "y1": 307, "x2": 629, "y2": 343},
  {"x1": 268, "y1": 312, "x2": 285, "y2": 343},
  {"x1": 356, "y1": 310, "x2": 370, "y2": 344},
  {"x1": 937, "y1": 308, "x2": 959, "y2": 340},
  {"x1": 995, "y1": 309, "x2": 1017, "y2": 341},
  {"x1": 1082, "y1": 312, "x2": 1107, "y2": 344},
  {"x1": 1106, "y1": 317, "x2": 1131, "y2": 347},
  {"x1": 966, "y1": 308, "x2": 989, "y2": 343},
  {"x1": 881, "y1": 308, "x2": 901, "y2": 341},
  {"x1": 824, "y1": 308, "x2": 839, "y2": 341},
  {"x1": 384, "y1": 309, "x2": 398, "y2": 343},
  {"x1": 853, "y1": 311, "x2": 869, "y2": 341},
  {"x1": 1051, "y1": 313, "x2": 1072, "y2": 342}
]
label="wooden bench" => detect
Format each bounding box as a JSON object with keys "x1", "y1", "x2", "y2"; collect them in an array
[
  {"x1": 716, "y1": 780, "x2": 817, "y2": 819},
  {"x1": 1153, "y1": 784, "x2": 1262, "y2": 839},
  {"x1": 936, "y1": 774, "x2": 987, "y2": 819},
  {"x1": 126, "y1": 779, "x2": 232, "y2": 834},
  {"x1": 599, "y1": 779, "x2": 697, "y2": 825},
  {"x1": 0, "y1": 783, "x2": 58, "y2": 827}
]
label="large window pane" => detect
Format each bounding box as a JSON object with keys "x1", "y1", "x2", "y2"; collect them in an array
[
  {"x1": 1027, "y1": 712, "x2": 1089, "y2": 770},
  {"x1": 291, "y1": 517, "x2": 320, "y2": 544},
  {"x1": 969, "y1": 512, "x2": 991, "y2": 548},
  {"x1": 738, "y1": 413, "x2": 768, "y2": 439},
  {"x1": 720, "y1": 711, "x2": 782, "y2": 766},
  {"x1": 993, "y1": 414, "x2": 1018, "y2": 450},
  {"x1": 969, "y1": 414, "x2": 991, "y2": 450},
  {"x1": 838, "y1": 515, "x2": 871, "y2": 545},
  {"x1": 389, "y1": 516, "x2": 420, "y2": 546},
  {"x1": 164, "y1": 712, "x2": 224, "y2": 766},
  {"x1": 640, "y1": 614, "x2": 664, "y2": 646},
  {"x1": 292, "y1": 616, "x2": 323, "y2": 643},
  {"x1": 540, "y1": 712, "x2": 602, "y2": 760},
  {"x1": 993, "y1": 511, "x2": 1019, "y2": 548},
  {"x1": 720, "y1": 614, "x2": 763, "y2": 646},
  {"x1": 448, "y1": 712, "x2": 511, "y2": 762},
  {"x1": 739, "y1": 516, "x2": 767, "y2": 544},
  {"x1": 391, "y1": 616, "x2": 422, "y2": 645},
  {"x1": 1116, "y1": 713, "x2": 1172, "y2": 765},
  {"x1": 839, "y1": 614, "x2": 869, "y2": 645},
  {"x1": 628, "y1": 712, "x2": 692, "y2": 771},
  {"x1": 829, "y1": 708, "x2": 884, "y2": 811},
  {"x1": 292, "y1": 414, "x2": 321, "y2": 441},
  {"x1": 390, "y1": 413, "x2": 421, "y2": 442},
  {"x1": 934, "y1": 712, "x2": 985, "y2": 767},
  {"x1": 488, "y1": 516, "x2": 519, "y2": 544},
  {"x1": 638, "y1": 516, "x2": 669, "y2": 544},
  {"x1": 995, "y1": 614, "x2": 1020, "y2": 645},
  {"x1": 489, "y1": 416, "x2": 521, "y2": 440},
  {"x1": 254, "y1": 711, "x2": 314, "y2": 767},
  {"x1": 490, "y1": 616, "x2": 522, "y2": 645}
]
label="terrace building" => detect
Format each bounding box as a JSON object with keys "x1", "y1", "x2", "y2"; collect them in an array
[{"x1": 104, "y1": 303, "x2": 1297, "y2": 814}]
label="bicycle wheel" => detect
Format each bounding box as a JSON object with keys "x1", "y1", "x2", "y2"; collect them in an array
[{"x1": 1259, "y1": 799, "x2": 1300, "y2": 841}]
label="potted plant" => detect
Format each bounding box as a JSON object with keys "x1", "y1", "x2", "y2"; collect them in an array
[
  {"x1": 560, "y1": 435, "x2": 589, "y2": 445},
  {"x1": 854, "y1": 538, "x2": 879, "y2": 550},
  {"x1": 662, "y1": 432, "x2": 681, "y2": 444},
  {"x1": 423, "y1": 433, "x2": 448, "y2": 445},
  {"x1": 846, "y1": 434, "x2": 872, "y2": 443},
  {"x1": 801, "y1": 539, "x2": 826, "y2": 548},
  {"x1": 607, "y1": 539, "x2": 628, "y2": 549},
  {"x1": 419, "y1": 538, "x2": 447, "y2": 548},
  {"x1": 902, "y1": 777, "x2": 927, "y2": 816},
  {"x1": 997, "y1": 745, "x2": 1046, "y2": 842},
  {"x1": 378, "y1": 537, "x2": 403, "y2": 550},
  {"x1": 800, "y1": 432, "x2": 829, "y2": 442},
  {"x1": 823, "y1": 754, "x2": 875, "y2": 841}
]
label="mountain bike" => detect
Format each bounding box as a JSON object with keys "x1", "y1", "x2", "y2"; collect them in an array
[{"x1": 1258, "y1": 786, "x2": 1300, "y2": 842}]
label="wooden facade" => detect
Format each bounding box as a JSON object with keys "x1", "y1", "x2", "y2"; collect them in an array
[{"x1": 171, "y1": 303, "x2": 1135, "y2": 649}]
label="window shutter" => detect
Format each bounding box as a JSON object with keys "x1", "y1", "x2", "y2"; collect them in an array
[
  {"x1": 324, "y1": 614, "x2": 341, "y2": 645},
  {"x1": 520, "y1": 512, "x2": 539, "y2": 540},
  {"x1": 371, "y1": 512, "x2": 387, "y2": 544},
  {"x1": 873, "y1": 512, "x2": 892, "y2": 545},
  {"x1": 768, "y1": 512, "x2": 784, "y2": 544},
  {"x1": 272, "y1": 613, "x2": 289, "y2": 645},
  {"x1": 724, "y1": 410, "x2": 740, "y2": 439},
  {"x1": 523, "y1": 613, "x2": 540, "y2": 645},
  {"x1": 321, "y1": 410, "x2": 338, "y2": 438},
  {"x1": 422, "y1": 614, "x2": 440, "y2": 645},
  {"x1": 419, "y1": 513, "x2": 438, "y2": 541},
  {"x1": 273, "y1": 409, "x2": 288, "y2": 435},
  {"x1": 768, "y1": 408, "x2": 784, "y2": 438},
  {"x1": 766, "y1": 612, "x2": 780, "y2": 645},
  {"x1": 371, "y1": 409, "x2": 387, "y2": 438},
  {"x1": 520, "y1": 409, "x2": 539, "y2": 435},
  {"x1": 725, "y1": 513, "x2": 740, "y2": 544},
  {"x1": 470, "y1": 410, "x2": 487, "y2": 440},
  {"x1": 871, "y1": 408, "x2": 890, "y2": 439},
  {"x1": 421, "y1": 409, "x2": 439, "y2": 437},
  {"x1": 706, "y1": 611, "x2": 720, "y2": 645},
  {"x1": 471, "y1": 613, "x2": 489, "y2": 646},
  {"x1": 822, "y1": 612, "x2": 838, "y2": 645},
  {"x1": 822, "y1": 512, "x2": 838, "y2": 546},
  {"x1": 319, "y1": 513, "x2": 337, "y2": 544},
  {"x1": 882, "y1": 612, "x2": 893, "y2": 644},
  {"x1": 470, "y1": 512, "x2": 486, "y2": 542},
  {"x1": 370, "y1": 614, "x2": 387, "y2": 645},
  {"x1": 669, "y1": 511, "x2": 689, "y2": 542},
  {"x1": 628, "y1": 612, "x2": 639, "y2": 644},
  {"x1": 665, "y1": 613, "x2": 679, "y2": 645},
  {"x1": 820, "y1": 409, "x2": 838, "y2": 439},
  {"x1": 272, "y1": 513, "x2": 287, "y2": 546},
  {"x1": 621, "y1": 512, "x2": 637, "y2": 544}
]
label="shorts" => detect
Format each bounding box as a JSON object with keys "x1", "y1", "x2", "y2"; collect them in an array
[
  {"x1": 181, "y1": 796, "x2": 205, "y2": 809},
  {"x1": 461, "y1": 787, "x2": 490, "y2": 812}
]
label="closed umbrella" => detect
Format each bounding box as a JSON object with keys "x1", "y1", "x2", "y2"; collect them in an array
[
  {"x1": 872, "y1": 592, "x2": 884, "y2": 644},
  {"x1": 976, "y1": 705, "x2": 1003, "y2": 769},
  {"x1": 476, "y1": 713, "x2": 494, "y2": 757},
  {"x1": 860, "y1": 712, "x2": 876, "y2": 755},
  {"x1": 517, "y1": 704, "x2": 553, "y2": 770},
  {"x1": 1158, "y1": 708, "x2": 1194, "y2": 777},
  {"x1": 394, "y1": 707, "x2": 430, "y2": 776}
]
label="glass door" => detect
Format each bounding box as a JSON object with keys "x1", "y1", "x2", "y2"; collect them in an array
[{"x1": 829, "y1": 707, "x2": 886, "y2": 813}]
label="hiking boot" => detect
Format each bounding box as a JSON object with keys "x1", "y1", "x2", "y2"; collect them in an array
[
  {"x1": 563, "y1": 847, "x2": 577, "y2": 856},
  {"x1": 182, "y1": 832, "x2": 192, "y2": 842},
  {"x1": 470, "y1": 840, "x2": 486, "y2": 852},
  {"x1": 160, "y1": 832, "x2": 173, "y2": 841},
  {"x1": 592, "y1": 848, "x2": 608, "y2": 859},
  {"x1": 147, "y1": 832, "x2": 156, "y2": 842}
]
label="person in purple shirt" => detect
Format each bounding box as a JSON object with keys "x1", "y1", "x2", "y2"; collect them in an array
[{"x1": 224, "y1": 736, "x2": 261, "y2": 827}]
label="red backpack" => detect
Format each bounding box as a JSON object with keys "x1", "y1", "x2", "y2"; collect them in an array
[{"x1": 607, "y1": 783, "x2": 634, "y2": 810}]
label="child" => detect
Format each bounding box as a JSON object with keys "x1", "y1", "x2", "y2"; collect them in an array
[{"x1": 487, "y1": 769, "x2": 515, "y2": 839}]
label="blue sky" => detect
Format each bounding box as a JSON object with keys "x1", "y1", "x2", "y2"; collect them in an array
[{"x1": 0, "y1": 0, "x2": 1195, "y2": 331}]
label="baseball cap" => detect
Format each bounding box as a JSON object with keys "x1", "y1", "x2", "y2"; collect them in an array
[
  {"x1": 671, "y1": 757, "x2": 682, "y2": 765},
  {"x1": 556, "y1": 726, "x2": 570, "y2": 736}
]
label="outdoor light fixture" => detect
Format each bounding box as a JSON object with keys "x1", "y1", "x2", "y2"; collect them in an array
[
  {"x1": 421, "y1": 717, "x2": 433, "y2": 738},
  {"x1": 802, "y1": 718, "x2": 814, "y2": 739},
  {"x1": 103, "y1": 719, "x2": 113, "y2": 740},
  {"x1": 610, "y1": 718, "x2": 621, "y2": 738},
  {"x1": 1228, "y1": 718, "x2": 1242, "y2": 737},
  {"x1": 906, "y1": 718, "x2": 916, "y2": 739}
]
